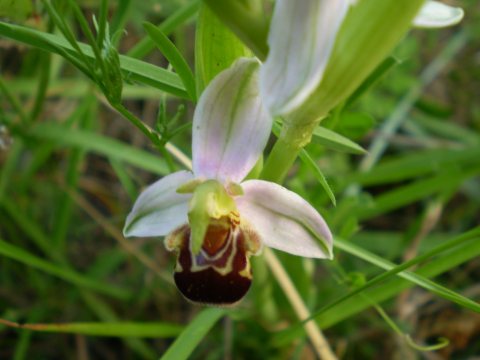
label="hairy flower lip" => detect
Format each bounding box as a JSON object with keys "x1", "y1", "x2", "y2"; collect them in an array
[{"x1": 167, "y1": 224, "x2": 254, "y2": 306}]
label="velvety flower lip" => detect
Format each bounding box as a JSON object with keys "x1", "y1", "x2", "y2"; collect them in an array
[{"x1": 123, "y1": 58, "x2": 333, "y2": 305}]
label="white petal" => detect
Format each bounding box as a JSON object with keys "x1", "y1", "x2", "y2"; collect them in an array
[
  {"x1": 123, "y1": 171, "x2": 194, "y2": 237},
  {"x1": 192, "y1": 58, "x2": 272, "y2": 183},
  {"x1": 413, "y1": 1, "x2": 464, "y2": 28},
  {"x1": 236, "y1": 180, "x2": 333, "y2": 259},
  {"x1": 260, "y1": 0, "x2": 351, "y2": 116}
]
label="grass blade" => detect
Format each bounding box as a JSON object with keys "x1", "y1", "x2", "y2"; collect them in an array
[
  {"x1": 0, "y1": 21, "x2": 188, "y2": 98},
  {"x1": 128, "y1": 0, "x2": 200, "y2": 59},
  {"x1": 312, "y1": 126, "x2": 366, "y2": 155},
  {"x1": 306, "y1": 228, "x2": 480, "y2": 327},
  {"x1": 357, "y1": 168, "x2": 479, "y2": 220},
  {"x1": 0, "y1": 319, "x2": 183, "y2": 338},
  {"x1": 333, "y1": 234, "x2": 480, "y2": 312},
  {"x1": 0, "y1": 238, "x2": 130, "y2": 300},
  {"x1": 27, "y1": 123, "x2": 169, "y2": 175},
  {"x1": 160, "y1": 308, "x2": 226, "y2": 360},
  {"x1": 143, "y1": 22, "x2": 196, "y2": 100},
  {"x1": 346, "y1": 56, "x2": 400, "y2": 106},
  {"x1": 317, "y1": 232, "x2": 480, "y2": 328},
  {"x1": 298, "y1": 149, "x2": 336, "y2": 206}
]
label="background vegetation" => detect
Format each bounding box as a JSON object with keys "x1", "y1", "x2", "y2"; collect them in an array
[{"x1": 0, "y1": 0, "x2": 479, "y2": 359}]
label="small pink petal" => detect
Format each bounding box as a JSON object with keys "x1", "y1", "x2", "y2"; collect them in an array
[
  {"x1": 192, "y1": 58, "x2": 272, "y2": 183},
  {"x1": 236, "y1": 180, "x2": 333, "y2": 259},
  {"x1": 123, "y1": 170, "x2": 194, "y2": 237}
]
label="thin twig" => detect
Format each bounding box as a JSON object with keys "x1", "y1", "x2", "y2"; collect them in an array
[
  {"x1": 98, "y1": 95, "x2": 192, "y2": 170},
  {"x1": 264, "y1": 249, "x2": 337, "y2": 360}
]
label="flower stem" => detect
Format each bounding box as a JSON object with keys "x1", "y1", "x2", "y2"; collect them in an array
[
  {"x1": 260, "y1": 137, "x2": 300, "y2": 183},
  {"x1": 261, "y1": 119, "x2": 320, "y2": 183},
  {"x1": 110, "y1": 102, "x2": 162, "y2": 149},
  {"x1": 260, "y1": 119, "x2": 336, "y2": 358},
  {"x1": 264, "y1": 249, "x2": 337, "y2": 360}
]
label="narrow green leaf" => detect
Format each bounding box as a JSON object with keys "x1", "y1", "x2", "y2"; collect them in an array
[
  {"x1": 349, "y1": 147, "x2": 480, "y2": 187},
  {"x1": 11, "y1": 322, "x2": 183, "y2": 338},
  {"x1": 78, "y1": 292, "x2": 157, "y2": 359},
  {"x1": 53, "y1": 95, "x2": 96, "y2": 250},
  {"x1": 110, "y1": 0, "x2": 132, "y2": 39},
  {"x1": 333, "y1": 234, "x2": 480, "y2": 313},
  {"x1": 127, "y1": 0, "x2": 200, "y2": 59},
  {"x1": 0, "y1": 21, "x2": 188, "y2": 98},
  {"x1": 298, "y1": 150, "x2": 336, "y2": 206},
  {"x1": 110, "y1": 158, "x2": 138, "y2": 201},
  {"x1": 311, "y1": 228, "x2": 480, "y2": 328},
  {"x1": 312, "y1": 126, "x2": 367, "y2": 154},
  {"x1": 143, "y1": 22, "x2": 196, "y2": 100},
  {"x1": 27, "y1": 123, "x2": 168, "y2": 175},
  {"x1": 0, "y1": 141, "x2": 22, "y2": 202},
  {"x1": 346, "y1": 56, "x2": 400, "y2": 106},
  {"x1": 413, "y1": 116, "x2": 480, "y2": 146},
  {"x1": 161, "y1": 308, "x2": 226, "y2": 360},
  {"x1": 5, "y1": 78, "x2": 167, "y2": 99},
  {"x1": 357, "y1": 169, "x2": 478, "y2": 220},
  {"x1": 1, "y1": 197, "x2": 63, "y2": 263},
  {"x1": 0, "y1": 238, "x2": 130, "y2": 300},
  {"x1": 358, "y1": 30, "x2": 468, "y2": 171}
]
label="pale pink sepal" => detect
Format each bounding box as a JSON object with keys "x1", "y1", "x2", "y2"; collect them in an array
[
  {"x1": 260, "y1": 0, "x2": 350, "y2": 117},
  {"x1": 236, "y1": 180, "x2": 333, "y2": 259},
  {"x1": 123, "y1": 170, "x2": 194, "y2": 237},
  {"x1": 192, "y1": 58, "x2": 272, "y2": 183}
]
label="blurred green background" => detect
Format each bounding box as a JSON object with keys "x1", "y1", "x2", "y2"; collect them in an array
[{"x1": 0, "y1": 0, "x2": 479, "y2": 359}]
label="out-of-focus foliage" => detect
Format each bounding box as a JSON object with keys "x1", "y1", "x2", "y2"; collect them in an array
[{"x1": 0, "y1": 0, "x2": 479, "y2": 359}]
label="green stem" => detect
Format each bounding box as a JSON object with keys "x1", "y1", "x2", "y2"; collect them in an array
[
  {"x1": 261, "y1": 137, "x2": 301, "y2": 183},
  {"x1": 97, "y1": 0, "x2": 109, "y2": 48},
  {"x1": 261, "y1": 119, "x2": 321, "y2": 183},
  {"x1": 111, "y1": 102, "x2": 163, "y2": 151}
]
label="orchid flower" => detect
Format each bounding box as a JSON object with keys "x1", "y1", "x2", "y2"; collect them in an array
[
  {"x1": 123, "y1": 58, "x2": 332, "y2": 305},
  {"x1": 259, "y1": 0, "x2": 464, "y2": 119}
]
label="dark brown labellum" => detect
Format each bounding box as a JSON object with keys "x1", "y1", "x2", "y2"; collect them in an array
[{"x1": 166, "y1": 219, "x2": 260, "y2": 306}]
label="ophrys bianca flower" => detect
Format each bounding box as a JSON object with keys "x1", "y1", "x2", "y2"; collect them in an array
[{"x1": 123, "y1": 58, "x2": 333, "y2": 305}]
